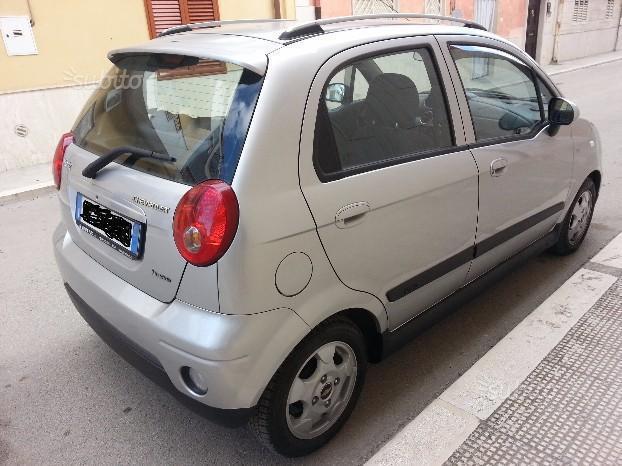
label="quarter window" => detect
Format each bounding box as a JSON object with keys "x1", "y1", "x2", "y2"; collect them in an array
[
  {"x1": 315, "y1": 48, "x2": 454, "y2": 177},
  {"x1": 450, "y1": 45, "x2": 544, "y2": 142}
]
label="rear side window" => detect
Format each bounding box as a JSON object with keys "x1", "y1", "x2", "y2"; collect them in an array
[
  {"x1": 450, "y1": 45, "x2": 544, "y2": 142},
  {"x1": 315, "y1": 48, "x2": 454, "y2": 179},
  {"x1": 72, "y1": 55, "x2": 263, "y2": 185}
]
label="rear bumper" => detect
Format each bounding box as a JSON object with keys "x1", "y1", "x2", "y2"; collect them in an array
[
  {"x1": 64, "y1": 283, "x2": 252, "y2": 427},
  {"x1": 53, "y1": 224, "x2": 310, "y2": 420}
]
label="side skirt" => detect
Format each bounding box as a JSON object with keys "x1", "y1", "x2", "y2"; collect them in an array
[{"x1": 380, "y1": 225, "x2": 561, "y2": 359}]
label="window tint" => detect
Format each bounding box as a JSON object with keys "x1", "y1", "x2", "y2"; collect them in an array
[
  {"x1": 353, "y1": 69, "x2": 369, "y2": 102},
  {"x1": 73, "y1": 55, "x2": 263, "y2": 185},
  {"x1": 450, "y1": 45, "x2": 544, "y2": 142},
  {"x1": 375, "y1": 51, "x2": 433, "y2": 95},
  {"x1": 326, "y1": 68, "x2": 347, "y2": 111},
  {"x1": 316, "y1": 48, "x2": 454, "y2": 176}
]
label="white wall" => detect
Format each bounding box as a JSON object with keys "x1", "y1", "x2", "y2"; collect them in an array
[
  {"x1": 537, "y1": 0, "x2": 622, "y2": 65},
  {"x1": 296, "y1": 0, "x2": 316, "y2": 20},
  {"x1": 0, "y1": 85, "x2": 92, "y2": 172}
]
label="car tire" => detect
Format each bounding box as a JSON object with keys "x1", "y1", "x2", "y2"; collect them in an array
[
  {"x1": 551, "y1": 177, "x2": 597, "y2": 256},
  {"x1": 248, "y1": 317, "x2": 367, "y2": 457}
]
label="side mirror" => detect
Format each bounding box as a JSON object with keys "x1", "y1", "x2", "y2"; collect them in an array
[
  {"x1": 326, "y1": 83, "x2": 346, "y2": 104},
  {"x1": 549, "y1": 97, "x2": 578, "y2": 126}
]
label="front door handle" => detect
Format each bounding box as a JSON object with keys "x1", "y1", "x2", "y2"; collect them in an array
[
  {"x1": 490, "y1": 157, "x2": 508, "y2": 177},
  {"x1": 335, "y1": 202, "x2": 370, "y2": 229}
]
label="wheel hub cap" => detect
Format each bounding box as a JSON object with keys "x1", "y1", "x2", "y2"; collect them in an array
[
  {"x1": 568, "y1": 191, "x2": 593, "y2": 246},
  {"x1": 320, "y1": 383, "x2": 333, "y2": 400},
  {"x1": 286, "y1": 341, "x2": 357, "y2": 440}
]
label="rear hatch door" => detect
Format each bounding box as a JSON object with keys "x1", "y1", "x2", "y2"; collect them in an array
[
  {"x1": 61, "y1": 52, "x2": 264, "y2": 302},
  {"x1": 64, "y1": 148, "x2": 187, "y2": 302}
]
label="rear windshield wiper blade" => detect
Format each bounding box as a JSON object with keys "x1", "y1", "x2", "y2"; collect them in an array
[{"x1": 82, "y1": 146, "x2": 176, "y2": 179}]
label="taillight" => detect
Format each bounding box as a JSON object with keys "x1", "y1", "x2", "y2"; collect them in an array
[
  {"x1": 53, "y1": 132, "x2": 74, "y2": 190},
  {"x1": 173, "y1": 180, "x2": 239, "y2": 267}
]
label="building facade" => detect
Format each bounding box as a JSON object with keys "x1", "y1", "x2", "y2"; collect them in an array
[
  {"x1": 2, "y1": 0, "x2": 620, "y2": 172},
  {"x1": 303, "y1": 0, "x2": 622, "y2": 64},
  {"x1": 537, "y1": 0, "x2": 622, "y2": 64},
  {"x1": 0, "y1": 0, "x2": 295, "y2": 172}
]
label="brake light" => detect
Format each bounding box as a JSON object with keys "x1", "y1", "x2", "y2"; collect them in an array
[
  {"x1": 53, "y1": 132, "x2": 74, "y2": 190},
  {"x1": 173, "y1": 180, "x2": 239, "y2": 267}
]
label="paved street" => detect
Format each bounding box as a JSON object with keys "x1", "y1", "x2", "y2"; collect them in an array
[{"x1": 1, "y1": 59, "x2": 622, "y2": 465}]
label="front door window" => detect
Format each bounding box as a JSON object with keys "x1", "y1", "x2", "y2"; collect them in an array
[{"x1": 450, "y1": 45, "x2": 544, "y2": 142}]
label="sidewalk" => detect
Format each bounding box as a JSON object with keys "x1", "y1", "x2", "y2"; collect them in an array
[
  {"x1": 368, "y1": 233, "x2": 622, "y2": 465},
  {"x1": 0, "y1": 162, "x2": 53, "y2": 204},
  {"x1": 542, "y1": 49, "x2": 622, "y2": 76}
]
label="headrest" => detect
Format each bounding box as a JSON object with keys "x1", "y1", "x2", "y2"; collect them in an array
[{"x1": 366, "y1": 73, "x2": 420, "y2": 129}]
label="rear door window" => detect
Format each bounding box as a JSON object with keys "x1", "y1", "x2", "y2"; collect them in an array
[
  {"x1": 315, "y1": 48, "x2": 454, "y2": 178},
  {"x1": 72, "y1": 55, "x2": 263, "y2": 185}
]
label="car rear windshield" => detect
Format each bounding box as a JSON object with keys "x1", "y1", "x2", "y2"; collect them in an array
[{"x1": 72, "y1": 54, "x2": 263, "y2": 185}]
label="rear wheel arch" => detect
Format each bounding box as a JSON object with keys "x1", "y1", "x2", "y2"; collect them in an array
[
  {"x1": 249, "y1": 314, "x2": 368, "y2": 455},
  {"x1": 332, "y1": 308, "x2": 383, "y2": 363},
  {"x1": 588, "y1": 170, "x2": 601, "y2": 195}
]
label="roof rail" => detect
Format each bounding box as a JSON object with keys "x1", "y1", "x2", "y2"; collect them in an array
[
  {"x1": 158, "y1": 18, "x2": 290, "y2": 38},
  {"x1": 278, "y1": 13, "x2": 486, "y2": 41}
]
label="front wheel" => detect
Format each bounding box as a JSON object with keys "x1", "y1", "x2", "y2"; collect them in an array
[
  {"x1": 552, "y1": 177, "x2": 597, "y2": 255},
  {"x1": 249, "y1": 318, "x2": 367, "y2": 457}
]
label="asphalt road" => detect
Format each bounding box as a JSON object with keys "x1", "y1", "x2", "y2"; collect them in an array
[{"x1": 1, "y1": 59, "x2": 622, "y2": 465}]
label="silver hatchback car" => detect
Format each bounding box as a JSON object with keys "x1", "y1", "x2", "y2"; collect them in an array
[{"x1": 53, "y1": 14, "x2": 601, "y2": 456}]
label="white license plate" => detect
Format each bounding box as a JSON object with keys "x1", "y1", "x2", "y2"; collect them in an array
[{"x1": 75, "y1": 193, "x2": 144, "y2": 259}]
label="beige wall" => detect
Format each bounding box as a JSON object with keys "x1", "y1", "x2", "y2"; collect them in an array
[
  {"x1": 0, "y1": 0, "x2": 150, "y2": 93},
  {"x1": 0, "y1": 0, "x2": 296, "y2": 172},
  {"x1": 0, "y1": 0, "x2": 296, "y2": 94},
  {"x1": 220, "y1": 0, "x2": 296, "y2": 20}
]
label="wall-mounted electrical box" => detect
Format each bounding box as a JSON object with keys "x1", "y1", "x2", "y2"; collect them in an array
[{"x1": 0, "y1": 16, "x2": 38, "y2": 56}]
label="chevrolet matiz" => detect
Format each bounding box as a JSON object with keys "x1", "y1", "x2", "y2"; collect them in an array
[{"x1": 53, "y1": 14, "x2": 601, "y2": 456}]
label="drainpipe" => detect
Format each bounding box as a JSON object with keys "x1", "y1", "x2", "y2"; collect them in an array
[
  {"x1": 615, "y1": 0, "x2": 622, "y2": 50},
  {"x1": 273, "y1": 0, "x2": 282, "y2": 19},
  {"x1": 552, "y1": 0, "x2": 566, "y2": 63}
]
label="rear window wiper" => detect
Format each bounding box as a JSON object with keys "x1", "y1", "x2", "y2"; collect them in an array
[{"x1": 82, "y1": 146, "x2": 176, "y2": 179}]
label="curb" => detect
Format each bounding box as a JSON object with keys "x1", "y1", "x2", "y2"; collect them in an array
[
  {"x1": 367, "y1": 233, "x2": 622, "y2": 465},
  {"x1": 546, "y1": 55, "x2": 622, "y2": 76},
  {"x1": 0, "y1": 183, "x2": 55, "y2": 205}
]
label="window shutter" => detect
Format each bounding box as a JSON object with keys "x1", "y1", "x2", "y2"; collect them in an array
[
  {"x1": 145, "y1": 0, "x2": 183, "y2": 37},
  {"x1": 186, "y1": 0, "x2": 219, "y2": 23},
  {"x1": 157, "y1": 59, "x2": 227, "y2": 80},
  {"x1": 145, "y1": 0, "x2": 220, "y2": 38}
]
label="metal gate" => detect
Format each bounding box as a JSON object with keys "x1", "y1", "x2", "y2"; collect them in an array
[
  {"x1": 425, "y1": 0, "x2": 442, "y2": 15},
  {"x1": 352, "y1": 0, "x2": 398, "y2": 15},
  {"x1": 475, "y1": 0, "x2": 496, "y2": 30}
]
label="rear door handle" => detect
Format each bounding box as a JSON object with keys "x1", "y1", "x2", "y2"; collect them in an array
[
  {"x1": 335, "y1": 202, "x2": 370, "y2": 229},
  {"x1": 490, "y1": 158, "x2": 508, "y2": 177}
]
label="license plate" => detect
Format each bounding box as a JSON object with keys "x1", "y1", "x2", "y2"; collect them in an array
[{"x1": 75, "y1": 193, "x2": 144, "y2": 260}]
